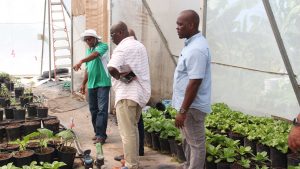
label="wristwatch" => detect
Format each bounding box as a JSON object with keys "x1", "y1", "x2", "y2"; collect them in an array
[
  {"x1": 293, "y1": 118, "x2": 300, "y2": 126},
  {"x1": 179, "y1": 108, "x2": 187, "y2": 114}
]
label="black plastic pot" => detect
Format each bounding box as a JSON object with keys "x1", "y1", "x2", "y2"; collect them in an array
[
  {"x1": 151, "y1": 132, "x2": 160, "y2": 151},
  {"x1": 159, "y1": 137, "x2": 171, "y2": 154},
  {"x1": 13, "y1": 150, "x2": 35, "y2": 167},
  {"x1": 0, "y1": 143, "x2": 19, "y2": 152},
  {"x1": 13, "y1": 108, "x2": 26, "y2": 121},
  {"x1": 14, "y1": 87, "x2": 24, "y2": 98},
  {"x1": 6, "y1": 124, "x2": 21, "y2": 141},
  {"x1": 27, "y1": 105, "x2": 37, "y2": 117},
  {"x1": 0, "y1": 108, "x2": 3, "y2": 121},
  {"x1": 37, "y1": 107, "x2": 48, "y2": 118},
  {"x1": 144, "y1": 131, "x2": 152, "y2": 148},
  {"x1": 244, "y1": 138, "x2": 257, "y2": 155},
  {"x1": 270, "y1": 147, "x2": 287, "y2": 168},
  {"x1": 168, "y1": 137, "x2": 177, "y2": 156},
  {"x1": 287, "y1": 152, "x2": 300, "y2": 166},
  {"x1": 58, "y1": 146, "x2": 77, "y2": 169},
  {"x1": 0, "y1": 98, "x2": 10, "y2": 108},
  {"x1": 206, "y1": 160, "x2": 217, "y2": 169},
  {"x1": 0, "y1": 126, "x2": 5, "y2": 143},
  {"x1": 256, "y1": 142, "x2": 270, "y2": 157},
  {"x1": 23, "y1": 121, "x2": 41, "y2": 136},
  {"x1": 4, "y1": 107, "x2": 15, "y2": 119},
  {"x1": 228, "y1": 132, "x2": 244, "y2": 146},
  {"x1": 5, "y1": 82, "x2": 14, "y2": 91},
  {"x1": 217, "y1": 162, "x2": 231, "y2": 169},
  {"x1": 35, "y1": 147, "x2": 55, "y2": 163},
  {"x1": 0, "y1": 152, "x2": 13, "y2": 166},
  {"x1": 43, "y1": 119, "x2": 60, "y2": 134},
  {"x1": 175, "y1": 141, "x2": 186, "y2": 163},
  {"x1": 20, "y1": 97, "x2": 30, "y2": 107}
]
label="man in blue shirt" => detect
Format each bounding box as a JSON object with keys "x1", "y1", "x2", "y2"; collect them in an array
[{"x1": 173, "y1": 10, "x2": 211, "y2": 169}]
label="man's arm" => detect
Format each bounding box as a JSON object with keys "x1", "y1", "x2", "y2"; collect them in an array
[
  {"x1": 73, "y1": 52, "x2": 99, "y2": 71},
  {"x1": 108, "y1": 67, "x2": 120, "y2": 80},
  {"x1": 79, "y1": 70, "x2": 88, "y2": 94},
  {"x1": 288, "y1": 114, "x2": 300, "y2": 152},
  {"x1": 175, "y1": 79, "x2": 202, "y2": 128}
]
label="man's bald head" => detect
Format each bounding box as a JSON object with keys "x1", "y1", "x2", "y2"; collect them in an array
[
  {"x1": 110, "y1": 21, "x2": 129, "y2": 45},
  {"x1": 180, "y1": 10, "x2": 200, "y2": 30}
]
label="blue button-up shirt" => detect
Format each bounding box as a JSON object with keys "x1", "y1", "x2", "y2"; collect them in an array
[{"x1": 172, "y1": 32, "x2": 211, "y2": 113}]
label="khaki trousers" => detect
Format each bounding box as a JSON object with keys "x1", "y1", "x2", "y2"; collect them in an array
[{"x1": 116, "y1": 99, "x2": 141, "y2": 169}]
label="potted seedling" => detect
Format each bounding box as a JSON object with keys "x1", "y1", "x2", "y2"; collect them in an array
[
  {"x1": 39, "y1": 161, "x2": 66, "y2": 169},
  {"x1": 11, "y1": 134, "x2": 35, "y2": 167},
  {"x1": 56, "y1": 129, "x2": 77, "y2": 169},
  {"x1": 14, "y1": 79, "x2": 24, "y2": 99},
  {"x1": 29, "y1": 128, "x2": 55, "y2": 163},
  {"x1": 5, "y1": 98, "x2": 17, "y2": 120},
  {"x1": 0, "y1": 151, "x2": 13, "y2": 166},
  {"x1": 0, "y1": 85, "x2": 10, "y2": 108},
  {"x1": 36, "y1": 96, "x2": 48, "y2": 118}
]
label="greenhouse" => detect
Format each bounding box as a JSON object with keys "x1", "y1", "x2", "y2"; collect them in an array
[{"x1": 0, "y1": 0, "x2": 299, "y2": 168}]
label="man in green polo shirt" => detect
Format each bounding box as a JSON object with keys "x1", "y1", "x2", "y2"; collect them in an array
[{"x1": 73, "y1": 29, "x2": 111, "y2": 144}]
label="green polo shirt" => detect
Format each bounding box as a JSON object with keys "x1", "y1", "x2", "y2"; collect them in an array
[{"x1": 85, "y1": 42, "x2": 111, "y2": 89}]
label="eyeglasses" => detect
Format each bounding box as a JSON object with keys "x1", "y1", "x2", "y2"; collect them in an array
[{"x1": 110, "y1": 32, "x2": 116, "y2": 38}]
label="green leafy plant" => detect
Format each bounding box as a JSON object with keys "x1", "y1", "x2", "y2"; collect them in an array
[
  {"x1": 215, "y1": 147, "x2": 236, "y2": 163},
  {"x1": 21, "y1": 161, "x2": 42, "y2": 169},
  {"x1": 237, "y1": 157, "x2": 251, "y2": 168},
  {"x1": 28, "y1": 128, "x2": 54, "y2": 152},
  {"x1": 0, "y1": 85, "x2": 9, "y2": 98},
  {"x1": 159, "y1": 119, "x2": 178, "y2": 139},
  {"x1": 0, "y1": 162, "x2": 20, "y2": 169},
  {"x1": 56, "y1": 129, "x2": 75, "y2": 150},
  {"x1": 40, "y1": 161, "x2": 66, "y2": 169}
]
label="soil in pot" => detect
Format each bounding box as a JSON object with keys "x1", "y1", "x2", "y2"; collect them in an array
[
  {"x1": 0, "y1": 152, "x2": 13, "y2": 166},
  {"x1": 14, "y1": 87, "x2": 24, "y2": 98},
  {"x1": 230, "y1": 162, "x2": 246, "y2": 169},
  {"x1": 0, "y1": 108, "x2": 3, "y2": 121},
  {"x1": 217, "y1": 161, "x2": 231, "y2": 169},
  {"x1": 37, "y1": 107, "x2": 48, "y2": 118},
  {"x1": 6, "y1": 123, "x2": 21, "y2": 141},
  {"x1": 57, "y1": 146, "x2": 77, "y2": 169},
  {"x1": 175, "y1": 141, "x2": 186, "y2": 163},
  {"x1": 26, "y1": 141, "x2": 39, "y2": 151},
  {"x1": 4, "y1": 107, "x2": 15, "y2": 120},
  {"x1": 256, "y1": 142, "x2": 270, "y2": 157},
  {"x1": 35, "y1": 147, "x2": 55, "y2": 163},
  {"x1": 168, "y1": 137, "x2": 177, "y2": 156},
  {"x1": 27, "y1": 105, "x2": 37, "y2": 118},
  {"x1": 244, "y1": 138, "x2": 257, "y2": 155},
  {"x1": 43, "y1": 119, "x2": 60, "y2": 134},
  {"x1": 228, "y1": 132, "x2": 244, "y2": 146},
  {"x1": 0, "y1": 143, "x2": 19, "y2": 152},
  {"x1": 206, "y1": 160, "x2": 217, "y2": 169},
  {"x1": 287, "y1": 152, "x2": 300, "y2": 166},
  {"x1": 23, "y1": 121, "x2": 41, "y2": 136},
  {"x1": 13, "y1": 150, "x2": 35, "y2": 167},
  {"x1": 270, "y1": 147, "x2": 287, "y2": 168},
  {"x1": 0, "y1": 126, "x2": 5, "y2": 143},
  {"x1": 13, "y1": 108, "x2": 26, "y2": 121},
  {"x1": 159, "y1": 137, "x2": 171, "y2": 154},
  {"x1": 151, "y1": 132, "x2": 160, "y2": 151}
]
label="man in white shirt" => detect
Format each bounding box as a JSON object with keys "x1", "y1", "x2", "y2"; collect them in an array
[{"x1": 108, "y1": 21, "x2": 151, "y2": 169}]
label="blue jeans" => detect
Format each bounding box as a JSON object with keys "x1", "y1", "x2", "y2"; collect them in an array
[{"x1": 88, "y1": 86, "x2": 110, "y2": 139}]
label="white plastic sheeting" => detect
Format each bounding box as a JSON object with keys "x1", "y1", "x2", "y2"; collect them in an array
[{"x1": 111, "y1": 0, "x2": 300, "y2": 119}]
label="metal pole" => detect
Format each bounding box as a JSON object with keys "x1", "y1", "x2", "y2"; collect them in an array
[
  {"x1": 48, "y1": 0, "x2": 52, "y2": 80},
  {"x1": 40, "y1": 0, "x2": 47, "y2": 76},
  {"x1": 201, "y1": 0, "x2": 207, "y2": 37},
  {"x1": 61, "y1": 0, "x2": 71, "y2": 18},
  {"x1": 262, "y1": 0, "x2": 300, "y2": 107},
  {"x1": 70, "y1": 12, "x2": 74, "y2": 93}
]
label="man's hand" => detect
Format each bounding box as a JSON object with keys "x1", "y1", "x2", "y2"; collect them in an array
[
  {"x1": 288, "y1": 126, "x2": 300, "y2": 152},
  {"x1": 175, "y1": 113, "x2": 186, "y2": 128},
  {"x1": 73, "y1": 61, "x2": 83, "y2": 71},
  {"x1": 79, "y1": 84, "x2": 86, "y2": 95}
]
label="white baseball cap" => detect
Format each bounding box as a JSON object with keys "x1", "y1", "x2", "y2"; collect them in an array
[{"x1": 80, "y1": 29, "x2": 102, "y2": 41}]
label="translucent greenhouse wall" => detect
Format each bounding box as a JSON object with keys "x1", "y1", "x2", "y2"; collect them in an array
[
  {"x1": 207, "y1": 0, "x2": 300, "y2": 119},
  {"x1": 73, "y1": 0, "x2": 300, "y2": 119}
]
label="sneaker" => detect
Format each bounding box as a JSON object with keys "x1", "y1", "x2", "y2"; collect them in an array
[{"x1": 114, "y1": 154, "x2": 124, "y2": 161}]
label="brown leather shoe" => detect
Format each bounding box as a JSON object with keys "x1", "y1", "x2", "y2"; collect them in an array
[
  {"x1": 93, "y1": 138, "x2": 105, "y2": 144},
  {"x1": 92, "y1": 136, "x2": 97, "y2": 140}
]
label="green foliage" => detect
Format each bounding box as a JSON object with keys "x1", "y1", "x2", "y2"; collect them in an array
[
  {"x1": 0, "y1": 85, "x2": 9, "y2": 98},
  {"x1": 159, "y1": 119, "x2": 178, "y2": 139},
  {"x1": 0, "y1": 163, "x2": 20, "y2": 169},
  {"x1": 10, "y1": 133, "x2": 33, "y2": 151},
  {"x1": 215, "y1": 147, "x2": 236, "y2": 163},
  {"x1": 237, "y1": 157, "x2": 251, "y2": 168},
  {"x1": 21, "y1": 161, "x2": 42, "y2": 169},
  {"x1": 56, "y1": 129, "x2": 75, "y2": 149},
  {"x1": 40, "y1": 161, "x2": 66, "y2": 169}
]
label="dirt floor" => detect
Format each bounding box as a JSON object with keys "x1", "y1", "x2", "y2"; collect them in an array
[{"x1": 31, "y1": 80, "x2": 182, "y2": 169}]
